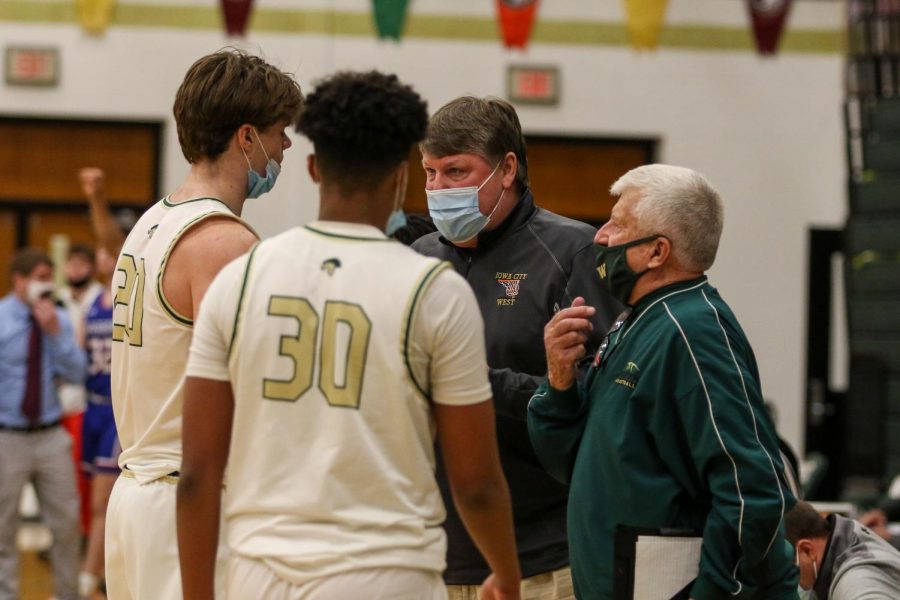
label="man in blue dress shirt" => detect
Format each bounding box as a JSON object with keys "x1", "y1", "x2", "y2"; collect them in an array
[{"x1": 0, "y1": 248, "x2": 87, "y2": 600}]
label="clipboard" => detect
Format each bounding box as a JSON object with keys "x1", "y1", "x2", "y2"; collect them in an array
[{"x1": 613, "y1": 525, "x2": 703, "y2": 600}]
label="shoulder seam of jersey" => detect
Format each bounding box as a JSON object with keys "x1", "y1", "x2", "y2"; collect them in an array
[
  {"x1": 402, "y1": 259, "x2": 451, "y2": 401},
  {"x1": 162, "y1": 196, "x2": 232, "y2": 211},
  {"x1": 155, "y1": 210, "x2": 244, "y2": 328},
  {"x1": 303, "y1": 224, "x2": 392, "y2": 242},
  {"x1": 227, "y1": 242, "x2": 261, "y2": 360}
]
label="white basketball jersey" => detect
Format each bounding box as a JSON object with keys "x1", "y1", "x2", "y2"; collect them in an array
[
  {"x1": 111, "y1": 197, "x2": 250, "y2": 481},
  {"x1": 186, "y1": 221, "x2": 491, "y2": 583}
]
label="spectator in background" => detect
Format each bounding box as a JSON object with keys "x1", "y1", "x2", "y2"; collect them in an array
[
  {"x1": 787, "y1": 499, "x2": 900, "y2": 599},
  {"x1": 58, "y1": 242, "x2": 104, "y2": 539},
  {"x1": 77, "y1": 167, "x2": 126, "y2": 599},
  {"x1": 59, "y1": 244, "x2": 103, "y2": 336},
  {"x1": 0, "y1": 248, "x2": 87, "y2": 600},
  {"x1": 412, "y1": 96, "x2": 619, "y2": 600},
  {"x1": 859, "y1": 498, "x2": 900, "y2": 552}
]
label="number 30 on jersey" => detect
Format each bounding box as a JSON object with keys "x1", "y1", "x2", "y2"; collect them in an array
[{"x1": 263, "y1": 296, "x2": 372, "y2": 410}]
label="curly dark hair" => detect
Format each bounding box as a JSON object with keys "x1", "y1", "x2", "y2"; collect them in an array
[{"x1": 296, "y1": 71, "x2": 428, "y2": 192}]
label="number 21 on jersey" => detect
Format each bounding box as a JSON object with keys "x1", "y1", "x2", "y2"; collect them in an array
[{"x1": 112, "y1": 254, "x2": 145, "y2": 346}]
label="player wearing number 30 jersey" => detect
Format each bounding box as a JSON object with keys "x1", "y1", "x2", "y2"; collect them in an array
[{"x1": 188, "y1": 224, "x2": 487, "y2": 582}]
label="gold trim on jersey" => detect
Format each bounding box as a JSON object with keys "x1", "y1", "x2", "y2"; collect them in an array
[
  {"x1": 155, "y1": 210, "x2": 247, "y2": 328},
  {"x1": 227, "y1": 243, "x2": 260, "y2": 361},
  {"x1": 402, "y1": 260, "x2": 452, "y2": 401},
  {"x1": 120, "y1": 468, "x2": 179, "y2": 485},
  {"x1": 303, "y1": 224, "x2": 393, "y2": 242}
]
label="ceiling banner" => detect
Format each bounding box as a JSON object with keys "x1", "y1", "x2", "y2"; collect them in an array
[
  {"x1": 76, "y1": 0, "x2": 116, "y2": 35},
  {"x1": 220, "y1": 0, "x2": 255, "y2": 36},
  {"x1": 496, "y1": 0, "x2": 540, "y2": 50},
  {"x1": 622, "y1": 0, "x2": 670, "y2": 51},
  {"x1": 373, "y1": 0, "x2": 411, "y2": 40},
  {"x1": 747, "y1": 0, "x2": 793, "y2": 55}
]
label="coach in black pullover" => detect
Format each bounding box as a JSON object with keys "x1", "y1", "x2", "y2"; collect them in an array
[{"x1": 413, "y1": 95, "x2": 620, "y2": 593}]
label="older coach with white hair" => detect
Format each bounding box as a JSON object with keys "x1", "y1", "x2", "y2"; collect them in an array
[{"x1": 528, "y1": 164, "x2": 799, "y2": 599}]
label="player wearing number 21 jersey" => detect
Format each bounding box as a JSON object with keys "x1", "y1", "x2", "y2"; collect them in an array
[{"x1": 105, "y1": 49, "x2": 303, "y2": 600}]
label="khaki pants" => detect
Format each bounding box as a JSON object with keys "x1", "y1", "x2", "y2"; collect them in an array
[
  {"x1": 447, "y1": 566, "x2": 574, "y2": 600},
  {"x1": 0, "y1": 428, "x2": 80, "y2": 600},
  {"x1": 227, "y1": 554, "x2": 448, "y2": 600}
]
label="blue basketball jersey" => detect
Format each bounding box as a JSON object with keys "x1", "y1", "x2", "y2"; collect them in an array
[{"x1": 85, "y1": 292, "x2": 113, "y2": 399}]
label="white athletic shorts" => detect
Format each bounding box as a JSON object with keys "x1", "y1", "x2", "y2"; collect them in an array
[
  {"x1": 105, "y1": 471, "x2": 227, "y2": 599},
  {"x1": 227, "y1": 554, "x2": 448, "y2": 600}
]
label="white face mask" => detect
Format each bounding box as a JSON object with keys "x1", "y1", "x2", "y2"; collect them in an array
[
  {"x1": 26, "y1": 280, "x2": 55, "y2": 305},
  {"x1": 795, "y1": 548, "x2": 819, "y2": 598},
  {"x1": 425, "y1": 161, "x2": 505, "y2": 243}
]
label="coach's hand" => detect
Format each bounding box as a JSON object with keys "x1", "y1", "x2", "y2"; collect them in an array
[
  {"x1": 545, "y1": 296, "x2": 594, "y2": 391},
  {"x1": 480, "y1": 573, "x2": 521, "y2": 600}
]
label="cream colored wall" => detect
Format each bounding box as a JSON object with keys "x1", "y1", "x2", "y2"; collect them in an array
[{"x1": 0, "y1": 0, "x2": 847, "y2": 453}]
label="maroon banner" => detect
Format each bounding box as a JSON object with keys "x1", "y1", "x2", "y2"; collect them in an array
[
  {"x1": 220, "y1": 0, "x2": 254, "y2": 37},
  {"x1": 747, "y1": 0, "x2": 793, "y2": 55},
  {"x1": 496, "y1": 0, "x2": 540, "y2": 50}
]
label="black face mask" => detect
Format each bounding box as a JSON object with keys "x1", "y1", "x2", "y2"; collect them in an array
[
  {"x1": 594, "y1": 235, "x2": 661, "y2": 305},
  {"x1": 67, "y1": 275, "x2": 92, "y2": 289}
]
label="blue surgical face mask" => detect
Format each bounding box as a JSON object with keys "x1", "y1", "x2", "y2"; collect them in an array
[
  {"x1": 425, "y1": 161, "x2": 504, "y2": 244},
  {"x1": 385, "y1": 164, "x2": 408, "y2": 237},
  {"x1": 243, "y1": 128, "x2": 281, "y2": 199}
]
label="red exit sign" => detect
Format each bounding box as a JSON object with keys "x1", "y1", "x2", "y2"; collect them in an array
[
  {"x1": 5, "y1": 46, "x2": 60, "y2": 87},
  {"x1": 507, "y1": 65, "x2": 560, "y2": 106}
]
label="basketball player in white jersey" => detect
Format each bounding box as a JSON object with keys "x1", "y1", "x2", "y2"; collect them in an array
[
  {"x1": 107, "y1": 49, "x2": 303, "y2": 599},
  {"x1": 177, "y1": 71, "x2": 522, "y2": 600}
]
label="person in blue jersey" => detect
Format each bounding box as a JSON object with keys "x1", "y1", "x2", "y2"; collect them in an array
[
  {"x1": 528, "y1": 164, "x2": 798, "y2": 599},
  {"x1": 76, "y1": 166, "x2": 127, "y2": 599}
]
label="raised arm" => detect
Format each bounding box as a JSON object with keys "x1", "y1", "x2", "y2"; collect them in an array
[
  {"x1": 79, "y1": 167, "x2": 125, "y2": 254},
  {"x1": 526, "y1": 297, "x2": 594, "y2": 483}
]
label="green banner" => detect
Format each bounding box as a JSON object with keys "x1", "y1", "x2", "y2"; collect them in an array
[{"x1": 372, "y1": 0, "x2": 409, "y2": 40}]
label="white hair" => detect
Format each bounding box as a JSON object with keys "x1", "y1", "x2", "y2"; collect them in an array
[{"x1": 610, "y1": 164, "x2": 724, "y2": 272}]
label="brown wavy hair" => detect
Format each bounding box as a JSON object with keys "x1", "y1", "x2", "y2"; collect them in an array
[{"x1": 173, "y1": 48, "x2": 303, "y2": 163}]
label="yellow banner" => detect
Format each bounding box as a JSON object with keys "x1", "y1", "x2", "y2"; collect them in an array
[
  {"x1": 76, "y1": 0, "x2": 115, "y2": 35},
  {"x1": 622, "y1": 0, "x2": 669, "y2": 50}
]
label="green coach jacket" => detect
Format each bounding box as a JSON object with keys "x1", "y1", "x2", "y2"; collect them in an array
[{"x1": 528, "y1": 276, "x2": 799, "y2": 599}]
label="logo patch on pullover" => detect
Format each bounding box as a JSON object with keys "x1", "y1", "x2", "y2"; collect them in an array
[
  {"x1": 614, "y1": 361, "x2": 640, "y2": 389},
  {"x1": 495, "y1": 271, "x2": 527, "y2": 306}
]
